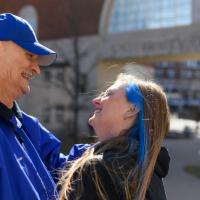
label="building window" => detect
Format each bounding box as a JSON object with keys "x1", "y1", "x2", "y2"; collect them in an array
[
  {"x1": 180, "y1": 69, "x2": 193, "y2": 78},
  {"x1": 155, "y1": 69, "x2": 163, "y2": 78},
  {"x1": 167, "y1": 69, "x2": 176, "y2": 78},
  {"x1": 109, "y1": 0, "x2": 192, "y2": 33},
  {"x1": 18, "y1": 5, "x2": 38, "y2": 35},
  {"x1": 195, "y1": 70, "x2": 200, "y2": 78}
]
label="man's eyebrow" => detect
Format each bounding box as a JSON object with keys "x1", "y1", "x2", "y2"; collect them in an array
[
  {"x1": 26, "y1": 52, "x2": 32, "y2": 55},
  {"x1": 26, "y1": 52, "x2": 39, "y2": 60},
  {"x1": 26, "y1": 51, "x2": 36, "y2": 56}
]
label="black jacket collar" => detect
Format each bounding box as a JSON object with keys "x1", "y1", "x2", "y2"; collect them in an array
[{"x1": 0, "y1": 101, "x2": 22, "y2": 122}]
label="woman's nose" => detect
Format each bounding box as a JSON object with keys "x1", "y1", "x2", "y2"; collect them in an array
[{"x1": 92, "y1": 97, "x2": 101, "y2": 106}]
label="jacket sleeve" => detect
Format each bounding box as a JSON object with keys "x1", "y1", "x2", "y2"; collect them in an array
[
  {"x1": 21, "y1": 112, "x2": 91, "y2": 171},
  {"x1": 0, "y1": 130, "x2": 23, "y2": 200},
  {"x1": 21, "y1": 112, "x2": 68, "y2": 171}
]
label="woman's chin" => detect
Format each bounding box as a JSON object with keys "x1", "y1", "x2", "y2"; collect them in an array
[{"x1": 88, "y1": 116, "x2": 95, "y2": 127}]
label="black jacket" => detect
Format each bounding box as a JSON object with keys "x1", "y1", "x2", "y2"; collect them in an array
[
  {"x1": 67, "y1": 138, "x2": 170, "y2": 200},
  {"x1": 146, "y1": 147, "x2": 170, "y2": 200}
]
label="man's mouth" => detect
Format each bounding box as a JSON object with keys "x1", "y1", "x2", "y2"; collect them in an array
[{"x1": 21, "y1": 72, "x2": 33, "y2": 80}]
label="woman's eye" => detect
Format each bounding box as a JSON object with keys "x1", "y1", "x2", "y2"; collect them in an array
[
  {"x1": 98, "y1": 90, "x2": 113, "y2": 98},
  {"x1": 104, "y1": 91, "x2": 113, "y2": 97}
]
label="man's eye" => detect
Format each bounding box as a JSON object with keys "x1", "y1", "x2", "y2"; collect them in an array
[
  {"x1": 27, "y1": 54, "x2": 31, "y2": 58},
  {"x1": 27, "y1": 53, "x2": 33, "y2": 60}
]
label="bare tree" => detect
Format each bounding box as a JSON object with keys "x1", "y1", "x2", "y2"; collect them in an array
[{"x1": 44, "y1": 1, "x2": 99, "y2": 144}]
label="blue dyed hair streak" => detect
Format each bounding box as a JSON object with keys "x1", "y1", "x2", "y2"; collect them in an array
[{"x1": 126, "y1": 82, "x2": 149, "y2": 165}]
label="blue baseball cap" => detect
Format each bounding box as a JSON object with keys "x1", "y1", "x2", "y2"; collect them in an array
[{"x1": 0, "y1": 13, "x2": 57, "y2": 66}]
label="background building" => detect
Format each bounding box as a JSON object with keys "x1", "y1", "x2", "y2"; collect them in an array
[
  {"x1": 1, "y1": 1, "x2": 200, "y2": 200},
  {"x1": 1, "y1": 0, "x2": 200, "y2": 137}
]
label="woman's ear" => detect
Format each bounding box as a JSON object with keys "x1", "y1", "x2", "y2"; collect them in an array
[{"x1": 123, "y1": 106, "x2": 138, "y2": 120}]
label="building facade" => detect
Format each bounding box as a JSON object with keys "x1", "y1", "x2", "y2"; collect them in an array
[{"x1": 1, "y1": 0, "x2": 200, "y2": 137}]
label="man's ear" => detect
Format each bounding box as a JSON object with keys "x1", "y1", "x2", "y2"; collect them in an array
[{"x1": 123, "y1": 106, "x2": 138, "y2": 120}]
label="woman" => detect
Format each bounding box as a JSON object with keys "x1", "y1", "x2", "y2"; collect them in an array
[{"x1": 59, "y1": 73, "x2": 170, "y2": 200}]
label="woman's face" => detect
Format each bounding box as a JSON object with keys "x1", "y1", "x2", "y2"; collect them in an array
[{"x1": 89, "y1": 82, "x2": 137, "y2": 141}]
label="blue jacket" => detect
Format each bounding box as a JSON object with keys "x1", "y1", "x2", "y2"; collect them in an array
[{"x1": 0, "y1": 102, "x2": 90, "y2": 200}]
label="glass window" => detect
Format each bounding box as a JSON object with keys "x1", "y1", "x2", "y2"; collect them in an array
[
  {"x1": 167, "y1": 69, "x2": 176, "y2": 78},
  {"x1": 109, "y1": 0, "x2": 192, "y2": 33}
]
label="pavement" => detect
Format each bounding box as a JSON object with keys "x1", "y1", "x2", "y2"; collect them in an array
[{"x1": 164, "y1": 138, "x2": 200, "y2": 200}]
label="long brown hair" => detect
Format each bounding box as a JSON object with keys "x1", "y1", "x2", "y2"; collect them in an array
[{"x1": 58, "y1": 73, "x2": 170, "y2": 200}]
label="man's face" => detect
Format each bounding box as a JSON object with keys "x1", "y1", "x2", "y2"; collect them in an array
[{"x1": 0, "y1": 41, "x2": 41, "y2": 100}]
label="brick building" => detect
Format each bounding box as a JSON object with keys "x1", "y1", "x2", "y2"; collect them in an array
[{"x1": 0, "y1": 0, "x2": 103, "y2": 39}]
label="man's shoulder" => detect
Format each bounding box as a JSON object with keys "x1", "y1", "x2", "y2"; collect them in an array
[
  {"x1": 21, "y1": 111, "x2": 43, "y2": 131},
  {"x1": 21, "y1": 112, "x2": 38, "y2": 123}
]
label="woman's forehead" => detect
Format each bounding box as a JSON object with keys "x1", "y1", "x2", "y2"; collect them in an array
[
  {"x1": 108, "y1": 82, "x2": 125, "y2": 91},
  {"x1": 107, "y1": 83, "x2": 126, "y2": 97}
]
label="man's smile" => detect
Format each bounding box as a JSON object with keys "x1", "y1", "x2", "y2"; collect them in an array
[{"x1": 21, "y1": 71, "x2": 33, "y2": 81}]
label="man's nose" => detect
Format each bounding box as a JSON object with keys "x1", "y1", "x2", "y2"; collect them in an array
[{"x1": 31, "y1": 62, "x2": 41, "y2": 76}]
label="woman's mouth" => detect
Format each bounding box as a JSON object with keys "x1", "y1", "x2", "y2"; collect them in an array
[
  {"x1": 21, "y1": 72, "x2": 33, "y2": 80},
  {"x1": 94, "y1": 108, "x2": 102, "y2": 114}
]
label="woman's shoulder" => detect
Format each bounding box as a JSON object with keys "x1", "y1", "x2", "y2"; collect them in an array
[
  {"x1": 71, "y1": 155, "x2": 122, "y2": 200},
  {"x1": 82, "y1": 155, "x2": 108, "y2": 177}
]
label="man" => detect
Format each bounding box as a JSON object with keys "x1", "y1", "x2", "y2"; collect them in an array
[{"x1": 0, "y1": 13, "x2": 71, "y2": 200}]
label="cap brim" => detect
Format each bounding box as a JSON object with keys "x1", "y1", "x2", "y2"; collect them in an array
[{"x1": 15, "y1": 41, "x2": 57, "y2": 66}]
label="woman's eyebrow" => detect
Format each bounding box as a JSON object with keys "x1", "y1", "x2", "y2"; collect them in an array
[
  {"x1": 107, "y1": 88, "x2": 115, "y2": 93},
  {"x1": 98, "y1": 88, "x2": 115, "y2": 97},
  {"x1": 105, "y1": 89, "x2": 115, "y2": 95}
]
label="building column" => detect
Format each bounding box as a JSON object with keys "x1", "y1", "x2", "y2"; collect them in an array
[{"x1": 192, "y1": 0, "x2": 200, "y2": 23}]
